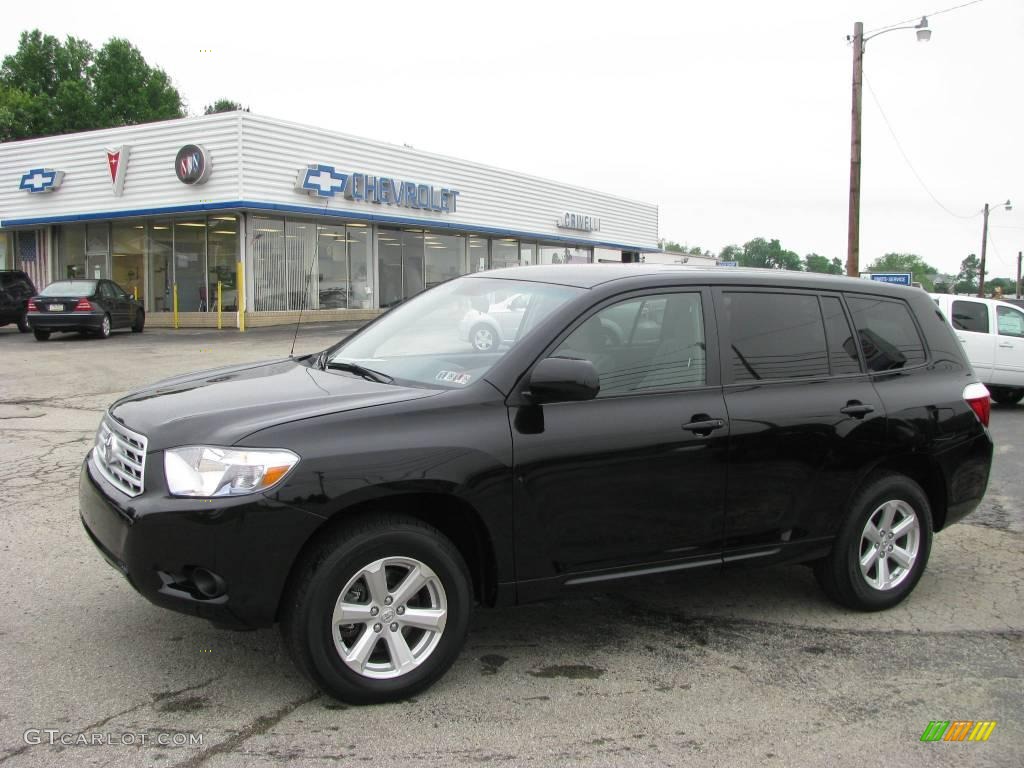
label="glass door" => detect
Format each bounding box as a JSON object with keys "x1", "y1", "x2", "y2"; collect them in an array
[{"x1": 85, "y1": 223, "x2": 109, "y2": 280}]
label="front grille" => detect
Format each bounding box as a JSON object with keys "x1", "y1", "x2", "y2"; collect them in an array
[{"x1": 92, "y1": 417, "x2": 148, "y2": 497}]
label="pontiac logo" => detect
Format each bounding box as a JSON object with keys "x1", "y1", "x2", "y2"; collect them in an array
[
  {"x1": 175, "y1": 144, "x2": 211, "y2": 185},
  {"x1": 106, "y1": 146, "x2": 130, "y2": 196}
]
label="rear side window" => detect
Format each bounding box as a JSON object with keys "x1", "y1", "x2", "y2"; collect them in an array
[
  {"x1": 821, "y1": 296, "x2": 862, "y2": 375},
  {"x1": 997, "y1": 305, "x2": 1024, "y2": 338},
  {"x1": 951, "y1": 300, "x2": 989, "y2": 333},
  {"x1": 724, "y1": 292, "x2": 828, "y2": 382},
  {"x1": 846, "y1": 296, "x2": 927, "y2": 371}
]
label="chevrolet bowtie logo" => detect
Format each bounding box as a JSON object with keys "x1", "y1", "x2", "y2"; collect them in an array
[
  {"x1": 297, "y1": 164, "x2": 348, "y2": 198},
  {"x1": 20, "y1": 168, "x2": 65, "y2": 193}
]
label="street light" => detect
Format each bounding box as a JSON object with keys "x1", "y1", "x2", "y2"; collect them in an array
[
  {"x1": 978, "y1": 199, "x2": 1012, "y2": 297},
  {"x1": 846, "y1": 16, "x2": 931, "y2": 278}
]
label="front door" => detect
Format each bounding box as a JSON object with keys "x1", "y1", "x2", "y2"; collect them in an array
[{"x1": 512, "y1": 288, "x2": 728, "y2": 593}]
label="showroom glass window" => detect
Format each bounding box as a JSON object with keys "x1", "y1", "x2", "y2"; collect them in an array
[
  {"x1": 491, "y1": 238, "x2": 519, "y2": 270},
  {"x1": 540, "y1": 245, "x2": 593, "y2": 265},
  {"x1": 111, "y1": 222, "x2": 144, "y2": 300},
  {"x1": 951, "y1": 300, "x2": 989, "y2": 333},
  {"x1": 845, "y1": 296, "x2": 927, "y2": 371},
  {"x1": 250, "y1": 216, "x2": 286, "y2": 311},
  {"x1": 424, "y1": 231, "x2": 466, "y2": 290},
  {"x1": 207, "y1": 216, "x2": 238, "y2": 311},
  {"x1": 148, "y1": 220, "x2": 173, "y2": 312},
  {"x1": 551, "y1": 292, "x2": 706, "y2": 396},
  {"x1": 174, "y1": 220, "x2": 207, "y2": 311},
  {"x1": 468, "y1": 237, "x2": 489, "y2": 272},
  {"x1": 58, "y1": 224, "x2": 87, "y2": 280},
  {"x1": 724, "y1": 292, "x2": 829, "y2": 382}
]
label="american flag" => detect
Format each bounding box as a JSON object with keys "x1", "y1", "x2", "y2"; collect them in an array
[{"x1": 16, "y1": 230, "x2": 49, "y2": 290}]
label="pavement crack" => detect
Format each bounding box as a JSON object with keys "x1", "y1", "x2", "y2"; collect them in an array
[{"x1": 167, "y1": 690, "x2": 320, "y2": 768}]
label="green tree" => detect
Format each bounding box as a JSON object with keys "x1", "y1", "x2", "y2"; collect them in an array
[
  {"x1": 660, "y1": 239, "x2": 685, "y2": 253},
  {"x1": 0, "y1": 29, "x2": 183, "y2": 141},
  {"x1": 739, "y1": 238, "x2": 803, "y2": 271},
  {"x1": 867, "y1": 253, "x2": 939, "y2": 291},
  {"x1": 804, "y1": 253, "x2": 843, "y2": 274},
  {"x1": 955, "y1": 254, "x2": 980, "y2": 294},
  {"x1": 718, "y1": 244, "x2": 742, "y2": 263},
  {"x1": 204, "y1": 99, "x2": 246, "y2": 114},
  {"x1": 987, "y1": 277, "x2": 1015, "y2": 297}
]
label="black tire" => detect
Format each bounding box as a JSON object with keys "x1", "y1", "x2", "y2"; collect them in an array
[
  {"x1": 280, "y1": 514, "x2": 472, "y2": 704},
  {"x1": 813, "y1": 472, "x2": 933, "y2": 611},
  {"x1": 470, "y1": 323, "x2": 497, "y2": 353},
  {"x1": 17, "y1": 311, "x2": 30, "y2": 333},
  {"x1": 97, "y1": 314, "x2": 112, "y2": 339},
  {"x1": 131, "y1": 309, "x2": 145, "y2": 333},
  {"x1": 990, "y1": 387, "x2": 1023, "y2": 406},
  {"x1": 33, "y1": 328, "x2": 50, "y2": 341}
]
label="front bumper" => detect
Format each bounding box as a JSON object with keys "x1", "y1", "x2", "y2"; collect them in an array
[
  {"x1": 29, "y1": 311, "x2": 103, "y2": 332},
  {"x1": 79, "y1": 452, "x2": 324, "y2": 628}
]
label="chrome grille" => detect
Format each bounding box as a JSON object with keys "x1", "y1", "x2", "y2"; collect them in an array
[{"x1": 92, "y1": 417, "x2": 148, "y2": 497}]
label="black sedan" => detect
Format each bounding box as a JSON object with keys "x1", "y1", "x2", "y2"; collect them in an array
[{"x1": 28, "y1": 279, "x2": 145, "y2": 341}]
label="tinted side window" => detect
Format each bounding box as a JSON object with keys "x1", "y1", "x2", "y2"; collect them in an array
[
  {"x1": 997, "y1": 305, "x2": 1024, "y2": 338},
  {"x1": 552, "y1": 292, "x2": 705, "y2": 395},
  {"x1": 724, "y1": 292, "x2": 827, "y2": 382},
  {"x1": 951, "y1": 300, "x2": 989, "y2": 333},
  {"x1": 846, "y1": 296, "x2": 927, "y2": 371},
  {"x1": 821, "y1": 296, "x2": 862, "y2": 375}
]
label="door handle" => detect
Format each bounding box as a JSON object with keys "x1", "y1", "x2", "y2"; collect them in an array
[
  {"x1": 998, "y1": 342, "x2": 1014, "y2": 348},
  {"x1": 840, "y1": 401, "x2": 874, "y2": 418},
  {"x1": 682, "y1": 417, "x2": 726, "y2": 435}
]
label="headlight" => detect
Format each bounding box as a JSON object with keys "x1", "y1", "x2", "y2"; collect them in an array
[{"x1": 164, "y1": 446, "x2": 299, "y2": 497}]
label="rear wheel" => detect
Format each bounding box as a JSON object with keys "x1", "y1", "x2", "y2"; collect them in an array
[
  {"x1": 814, "y1": 473, "x2": 932, "y2": 611},
  {"x1": 131, "y1": 309, "x2": 145, "y2": 333},
  {"x1": 33, "y1": 328, "x2": 50, "y2": 341},
  {"x1": 97, "y1": 314, "x2": 111, "y2": 339},
  {"x1": 990, "y1": 387, "x2": 1023, "y2": 406},
  {"x1": 280, "y1": 515, "x2": 472, "y2": 704},
  {"x1": 16, "y1": 311, "x2": 30, "y2": 333}
]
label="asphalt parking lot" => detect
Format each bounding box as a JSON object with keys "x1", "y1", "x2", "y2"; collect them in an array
[{"x1": 0, "y1": 323, "x2": 1022, "y2": 767}]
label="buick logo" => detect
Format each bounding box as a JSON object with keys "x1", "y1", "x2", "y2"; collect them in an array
[{"x1": 175, "y1": 144, "x2": 211, "y2": 185}]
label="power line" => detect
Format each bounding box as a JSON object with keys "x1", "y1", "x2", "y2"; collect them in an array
[
  {"x1": 863, "y1": 76, "x2": 979, "y2": 220},
  {"x1": 864, "y1": 0, "x2": 986, "y2": 35}
]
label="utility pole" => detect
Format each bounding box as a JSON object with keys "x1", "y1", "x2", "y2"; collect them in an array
[
  {"x1": 846, "y1": 22, "x2": 864, "y2": 278},
  {"x1": 1017, "y1": 250, "x2": 1022, "y2": 299},
  {"x1": 978, "y1": 203, "x2": 990, "y2": 298}
]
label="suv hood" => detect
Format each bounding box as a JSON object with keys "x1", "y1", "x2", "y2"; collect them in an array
[{"x1": 109, "y1": 358, "x2": 439, "y2": 451}]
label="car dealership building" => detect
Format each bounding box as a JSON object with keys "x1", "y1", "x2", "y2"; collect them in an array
[{"x1": 0, "y1": 112, "x2": 660, "y2": 327}]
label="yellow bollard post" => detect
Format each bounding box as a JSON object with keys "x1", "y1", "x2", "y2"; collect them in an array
[
  {"x1": 173, "y1": 283, "x2": 179, "y2": 329},
  {"x1": 236, "y1": 263, "x2": 245, "y2": 332},
  {"x1": 217, "y1": 281, "x2": 223, "y2": 330},
  {"x1": 133, "y1": 285, "x2": 138, "y2": 301}
]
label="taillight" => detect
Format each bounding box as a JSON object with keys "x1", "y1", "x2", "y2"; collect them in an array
[
  {"x1": 963, "y1": 382, "x2": 991, "y2": 427},
  {"x1": 74, "y1": 298, "x2": 93, "y2": 311},
  {"x1": 27, "y1": 298, "x2": 37, "y2": 312}
]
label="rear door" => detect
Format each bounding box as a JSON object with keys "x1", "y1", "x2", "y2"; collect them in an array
[
  {"x1": 949, "y1": 298, "x2": 995, "y2": 382},
  {"x1": 994, "y1": 303, "x2": 1024, "y2": 386},
  {"x1": 716, "y1": 288, "x2": 886, "y2": 561},
  {"x1": 99, "y1": 281, "x2": 127, "y2": 327}
]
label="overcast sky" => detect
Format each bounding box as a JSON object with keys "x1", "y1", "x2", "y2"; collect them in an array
[{"x1": 3, "y1": 0, "x2": 1022, "y2": 276}]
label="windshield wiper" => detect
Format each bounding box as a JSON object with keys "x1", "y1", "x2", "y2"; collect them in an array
[{"x1": 323, "y1": 358, "x2": 394, "y2": 384}]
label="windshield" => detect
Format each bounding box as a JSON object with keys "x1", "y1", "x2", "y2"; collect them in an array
[
  {"x1": 326, "y1": 277, "x2": 583, "y2": 389},
  {"x1": 39, "y1": 280, "x2": 97, "y2": 296}
]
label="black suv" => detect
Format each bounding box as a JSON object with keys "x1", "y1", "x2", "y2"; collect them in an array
[
  {"x1": 79, "y1": 265, "x2": 993, "y2": 703},
  {"x1": 0, "y1": 270, "x2": 37, "y2": 333}
]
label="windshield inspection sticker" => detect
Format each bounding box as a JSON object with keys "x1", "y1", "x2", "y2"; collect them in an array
[{"x1": 435, "y1": 370, "x2": 472, "y2": 385}]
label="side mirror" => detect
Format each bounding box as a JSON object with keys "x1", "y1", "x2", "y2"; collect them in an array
[{"x1": 528, "y1": 357, "x2": 600, "y2": 403}]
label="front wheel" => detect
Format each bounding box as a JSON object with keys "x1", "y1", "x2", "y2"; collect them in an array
[
  {"x1": 280, "y1": 515, "x2": 472, "y2": 704},
  {"x1": 814, "y1": 473, "x2": 932, "y2": 611},
  {"x1": 990, "y1": 387, "x2": 1023, "y2": 406},
  {"x1": 131, "y1": 309, "x2": 145, "y2": 333}
]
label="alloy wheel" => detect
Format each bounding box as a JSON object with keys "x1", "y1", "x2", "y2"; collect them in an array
[
  {"x1": 331, "y1": 557, "x2": 448, "y2": 680},
  {"x1": 858, "y1": 500, "x2": 920, "y2": 591}
]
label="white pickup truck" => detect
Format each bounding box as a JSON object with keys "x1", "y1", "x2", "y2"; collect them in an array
[{"x1": 931, "y1": 294, "x2": 1024, "y2": 404}]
